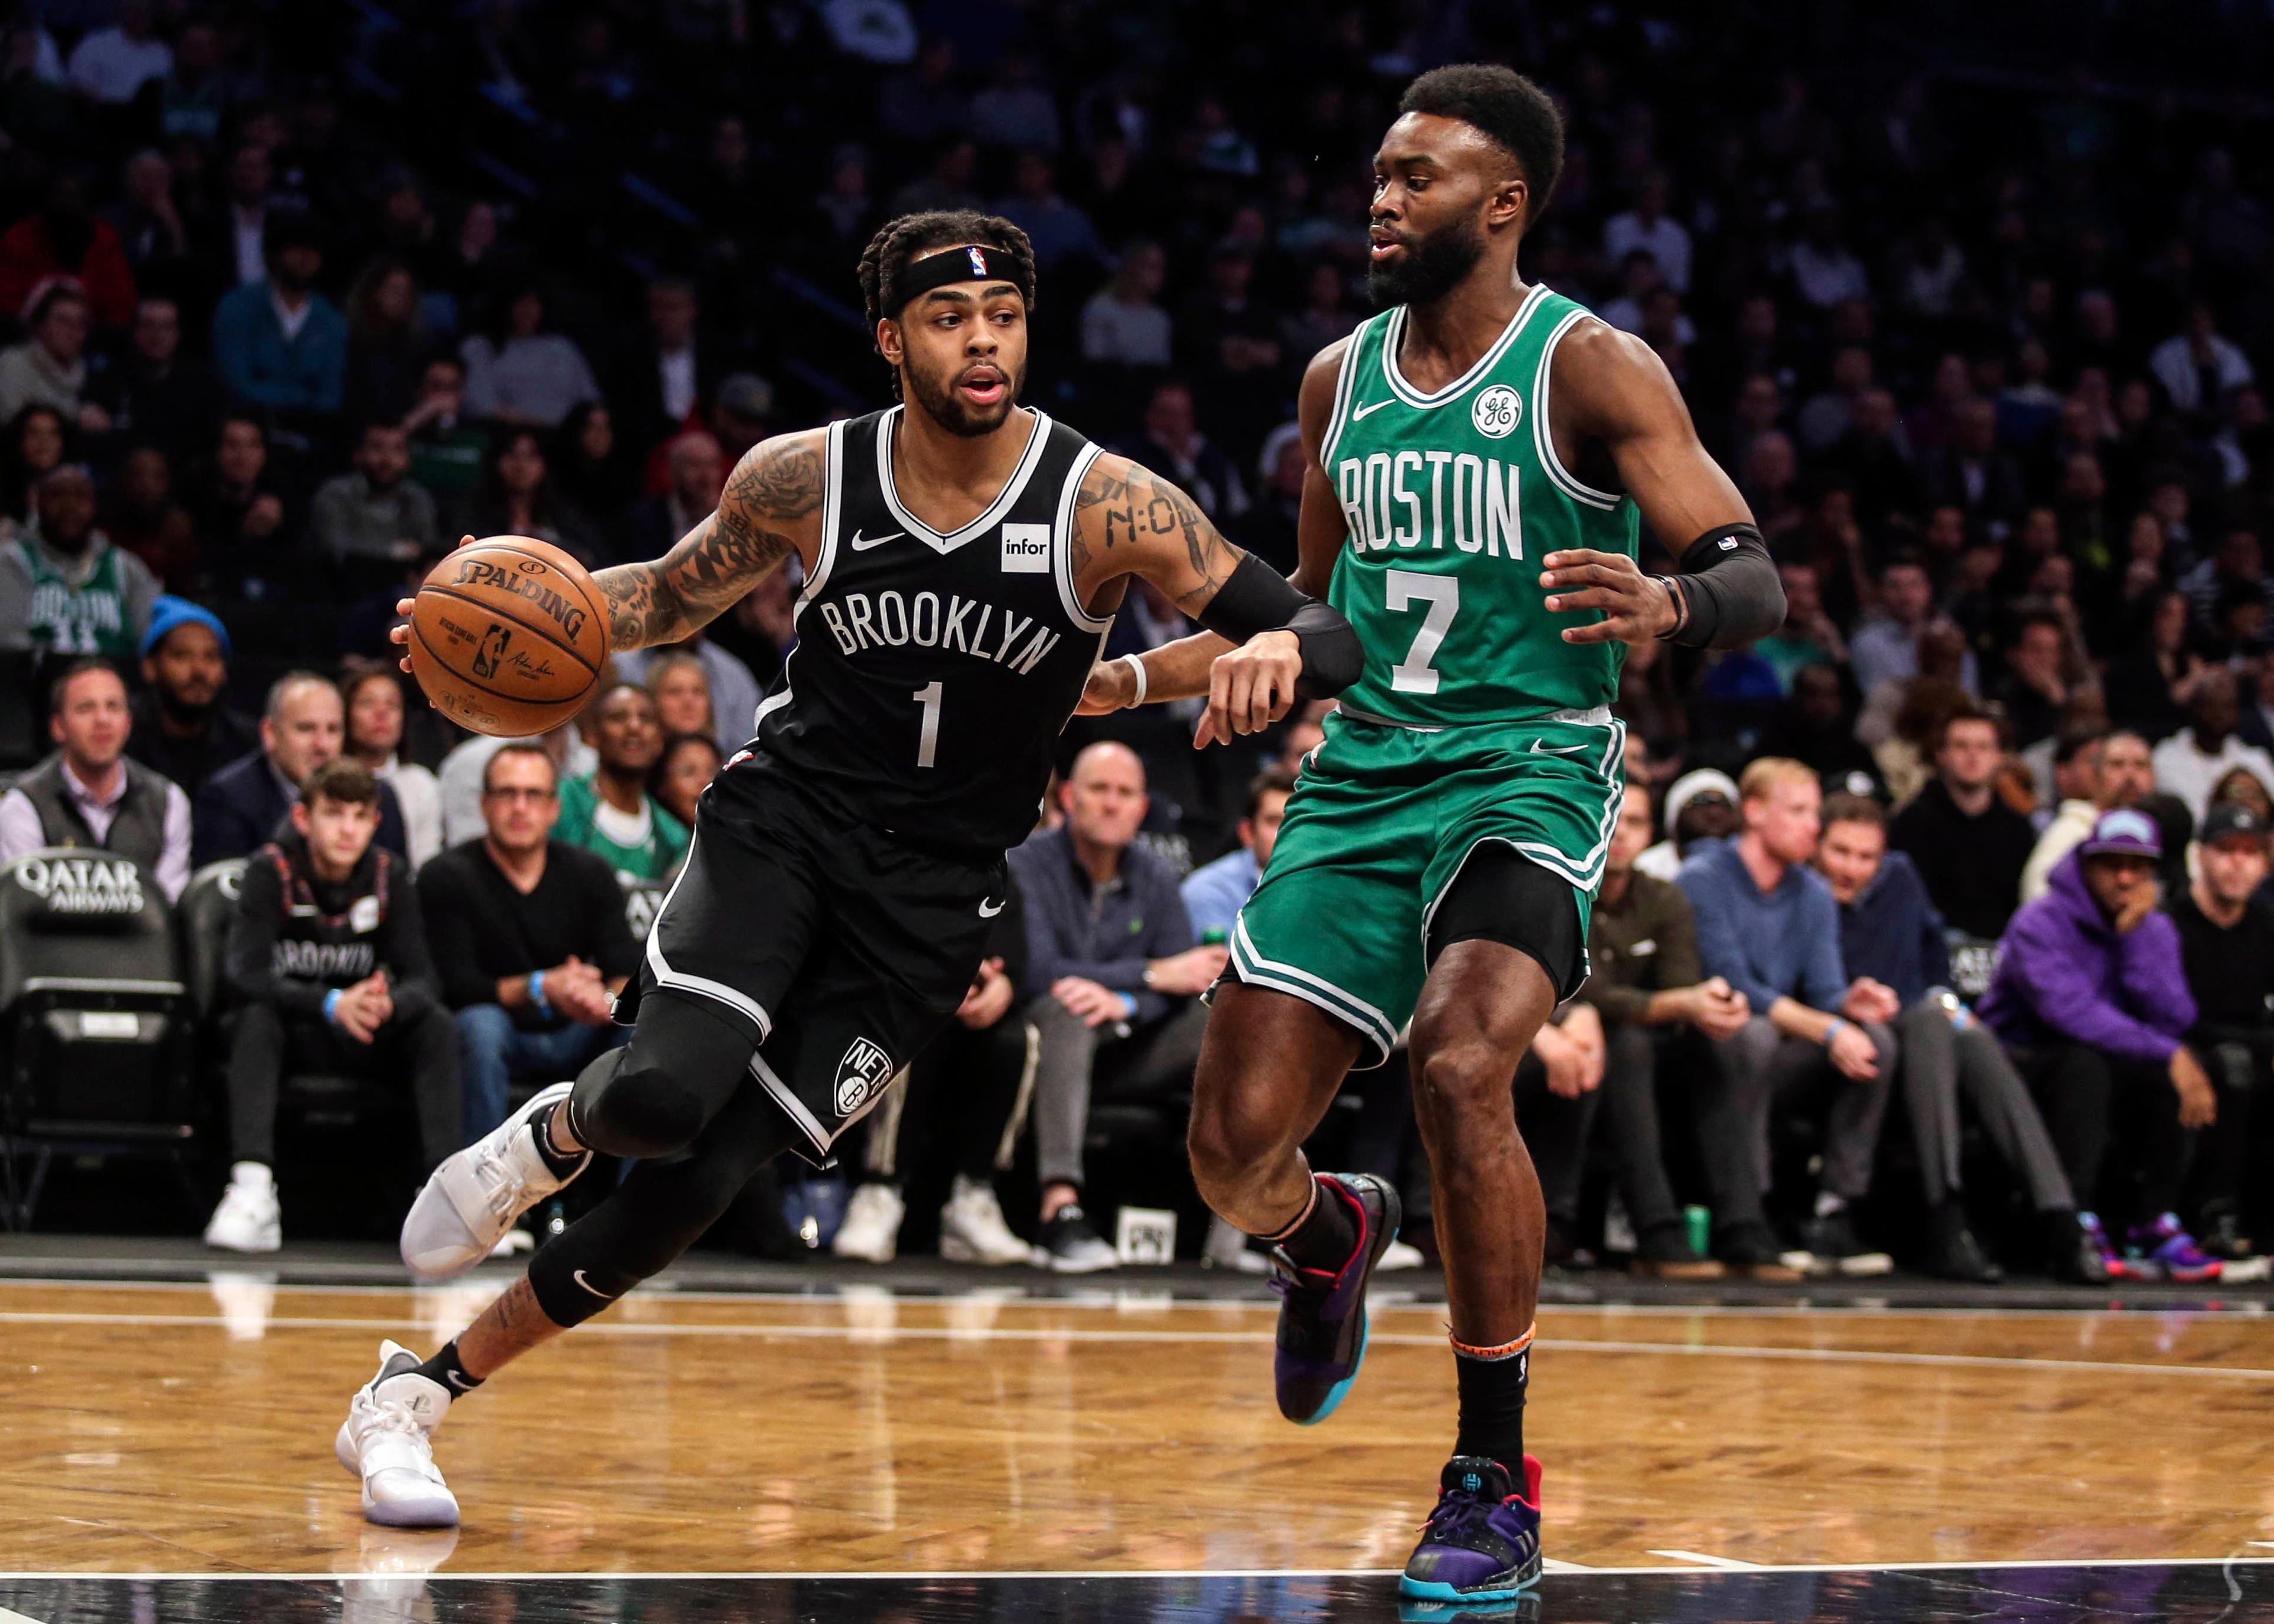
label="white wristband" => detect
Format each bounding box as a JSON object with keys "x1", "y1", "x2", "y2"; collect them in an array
[{"x1": 1119, "y1": 651, "x2": 1148, "y2": 708}]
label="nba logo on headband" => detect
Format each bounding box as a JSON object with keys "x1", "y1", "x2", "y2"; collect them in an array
[{"x1": 966, "y1": 246, "x2": 988, "y2": 279}]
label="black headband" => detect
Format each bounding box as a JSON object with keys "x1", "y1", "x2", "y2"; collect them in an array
[{"x1": 895, "y1": 245, "x2": 1015, "y2": 311}]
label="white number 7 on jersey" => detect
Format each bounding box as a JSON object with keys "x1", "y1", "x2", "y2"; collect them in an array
[{"x1": 1385, "y1": 570, "x2": 1459, "y2": 694}]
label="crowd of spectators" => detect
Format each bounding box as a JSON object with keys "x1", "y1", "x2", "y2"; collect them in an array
[{"x1": 1, "y1": 0, "x2": 2273, "y2": 1279}]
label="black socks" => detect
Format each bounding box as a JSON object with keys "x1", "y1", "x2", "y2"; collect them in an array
[
  {"x1": 412, "y1": 1339, "x2": 484, "y2": 1400},
  {"x1": 1263, "y1": 1176, "x2": 1358, "y2": 1274},
  {"x1": 1452, "y1": 1330, "x2": 1533, "y2": 1475}
]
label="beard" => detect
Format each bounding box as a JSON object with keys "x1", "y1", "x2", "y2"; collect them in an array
[
  {"x1": 1367, "y1": 214, "x2": 1488, "y2": 309},
  {"x1": 904, "y1": 356, "x2": 1023, "y2": 438}
]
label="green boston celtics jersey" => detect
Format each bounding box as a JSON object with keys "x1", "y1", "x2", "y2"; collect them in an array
[
  {"x1": 1320, "y1": 284, "x2": 1640, "y2": 726},
  {"x1": 20, "y1": 538, "x2": 134, "y2": 660}
]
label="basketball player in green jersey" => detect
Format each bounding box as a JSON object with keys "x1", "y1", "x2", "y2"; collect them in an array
[{"x1": 1081, "y1": 65, "x2": 1784, "y2": 1600}]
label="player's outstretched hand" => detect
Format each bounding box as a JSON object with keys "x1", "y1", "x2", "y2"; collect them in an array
[
  {"x1": 1540, "y1": 549, "x2": 1678, "y2": 646},
  {"x1": 1194, "y1": 629, "x2": 1301, "y2": 749},
  {"x1": 390, "y1": 535, "x2": 480, "y2": 676}
]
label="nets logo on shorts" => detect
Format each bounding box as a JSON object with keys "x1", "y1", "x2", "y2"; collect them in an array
[
  {"x1": 1472, "y1": 385, "x2": 1521, "y2": 439},
  {"x1": 833, "y1": 1037, "x2": 894, "y2": 1117}
]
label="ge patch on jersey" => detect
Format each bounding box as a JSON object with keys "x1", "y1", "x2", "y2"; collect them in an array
[
  {"x1": 1473, "y1": 384, "x2": 1521, "y2": 438},
  {"x1": 833, "y1": 1035, "x2": 895, "y2": 1116},
  {"x1": 1001, "y1": 522, "x2": 1049, "y2": 573}
]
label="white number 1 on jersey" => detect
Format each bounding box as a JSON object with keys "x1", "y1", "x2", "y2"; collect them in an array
[
  {"x1": 1385, "y1": 569, "x2": 1459, "y2": 694},
  {"x1": 911, "y1": 680, "x2": 943, "y2": 767}
]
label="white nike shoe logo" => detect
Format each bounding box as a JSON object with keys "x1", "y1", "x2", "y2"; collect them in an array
[
  {"x1": 1530, "y1": 739, "x2": 1589, "y2": 755},
  {"x1": 571, "y1": 1269, "x2": 615, "y2": 1299},
  {"x1": 850, "y1": 529, "x2": 904, "y2": 551},
  {"x1": 1351, "y1": 398, "x2": 1396, "y2": 420},
  {"x1": 978, "y1": 898, "x2": 1006, "y2": 918}
]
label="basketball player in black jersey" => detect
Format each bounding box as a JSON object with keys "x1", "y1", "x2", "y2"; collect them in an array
[{"x1": 332, "y1": 211, "x2": 1361, "y2": 1527}]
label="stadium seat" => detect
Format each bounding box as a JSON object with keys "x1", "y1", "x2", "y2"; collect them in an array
[{"x1": 0, "y1": 848, "x2": 195, "y2": 1228}]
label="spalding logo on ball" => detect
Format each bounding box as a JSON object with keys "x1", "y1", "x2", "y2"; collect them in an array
[{"x1": 406, "y1": 536, "x2": 607, "y2": 737}]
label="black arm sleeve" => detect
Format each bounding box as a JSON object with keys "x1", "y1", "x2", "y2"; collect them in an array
[
  {"x1": 1663, "y1": 524, "x2": 1784, "y2": 649},
  {"x1": 1193, "y1": 552, "x2": 1364, "y2": 699}
]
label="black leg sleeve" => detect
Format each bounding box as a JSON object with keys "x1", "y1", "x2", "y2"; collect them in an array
[
  {"x1": 568, "y1": 988, "x2": 759, "y2": 1160},
  {"x1": 528, "y1": 1074, "x2": 800, "y2": 1329}
]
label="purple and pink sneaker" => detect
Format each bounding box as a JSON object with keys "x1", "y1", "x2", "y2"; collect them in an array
[
  {"x1": 2127, "y1": 1213, "x2": 2222, "y2": 1282},
  {"x1": 1268, "y1": 1172, "x2": 1401, "y2": 1426},
  {"x1": 1399, "y1": 1453, "x2": 1544, "y2": 1602}
]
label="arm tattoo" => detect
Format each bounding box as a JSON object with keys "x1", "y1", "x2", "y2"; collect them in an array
[
  {"x1": 1073, "y1": 459, "x2": 1244, "y2": 616},
  {"x1": 593, "y1": 437, "x2": 818, "y2": 651}
]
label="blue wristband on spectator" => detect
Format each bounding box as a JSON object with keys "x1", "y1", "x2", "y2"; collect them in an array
[
  {"x1": 1117, "y1": 991, "x2": 1138, "y2": 1017},
  {"x1": 1822, "y1": 1017, "x2": 1849, "y2": 1047},
  {"x1": 323, "y1": 988, "x2": 342, "y2": 1025},
  {"x1": 528, "y1": 970, "x2": 551, "y2": 1019}
]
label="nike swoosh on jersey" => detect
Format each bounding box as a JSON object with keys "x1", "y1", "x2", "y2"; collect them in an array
[
  {"x1": 1529, "y1": 738, "x2": 1590, "y2": 755},
  {"x1": 849, "y1": 529, "x2": 905, "y2": 551},
  {"x1": 572, "y1": 1269, "x2": 615, "y2": 1298},
  {"x1": 1350, "y1": 398, "x2": 1396, "y2": 420},
  {"x1": 978, "y1": 898, "x2": 1006, "y2": 917}
]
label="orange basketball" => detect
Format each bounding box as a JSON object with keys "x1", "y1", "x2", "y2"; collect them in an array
[{"x1": 406, "y1": 536, "x2": 609, "y2": 737}]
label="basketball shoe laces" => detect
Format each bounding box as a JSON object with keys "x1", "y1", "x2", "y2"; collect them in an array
[
  {"x1": 470, "y1": 1138, "x2": 529, "y2": 1220},
  {"x1": 1423, "y1": 1480, "x2": 1514, "y2": 1542}
]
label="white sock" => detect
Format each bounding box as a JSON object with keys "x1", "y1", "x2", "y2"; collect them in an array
[{"x1": 231, "y1": 1161, "x2": 273, "y2": 1191}]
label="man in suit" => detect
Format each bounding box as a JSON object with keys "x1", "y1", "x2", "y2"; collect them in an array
[
  {"x1": 606, "y1": 276, "x2": 726, "y2": 466},
  {"x1": 192, "y1": 671, "x2": 406, "y2": 867}
]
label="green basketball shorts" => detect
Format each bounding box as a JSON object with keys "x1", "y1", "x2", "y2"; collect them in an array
[{"x1": 1228, "y1": 706, "x2": 1626, "y2": 1067}]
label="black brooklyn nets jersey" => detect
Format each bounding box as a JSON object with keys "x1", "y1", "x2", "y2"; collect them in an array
[{"x1": 742, "y1": 405, "x2": 1113, "y2": 854}]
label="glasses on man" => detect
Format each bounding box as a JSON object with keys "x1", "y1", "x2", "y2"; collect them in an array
[{"x1": 483, "y1": 786, "x2": 556, "y2": 803}]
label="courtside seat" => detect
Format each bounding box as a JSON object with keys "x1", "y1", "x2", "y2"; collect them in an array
[{"x1": 0, "y1": 848, "x2": 194, "y2": 1226}]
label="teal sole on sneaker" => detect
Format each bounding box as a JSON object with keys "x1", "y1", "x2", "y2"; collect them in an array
[{"x1": 1397, "y1": 1565, "x2": 1544, "y2": 1602}]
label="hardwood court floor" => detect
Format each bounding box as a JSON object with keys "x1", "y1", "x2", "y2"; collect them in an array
[{"x1": 2, "y1": 1277, "x2": 2273, "y2": 1575}]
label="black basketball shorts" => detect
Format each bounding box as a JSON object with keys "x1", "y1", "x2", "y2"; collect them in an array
[{"x1": 614, "y1": 761, "x2": 1007, "y2": 1160}]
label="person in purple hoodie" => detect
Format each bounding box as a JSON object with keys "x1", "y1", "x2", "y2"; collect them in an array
[{"x1": 1977, "y1": 807, "x2": 2224, "y2": 1281}]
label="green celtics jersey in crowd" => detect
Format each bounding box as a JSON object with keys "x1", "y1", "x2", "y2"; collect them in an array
[{"x1": 1319, "y1": 283, "x2": 1640, "y2": 727}]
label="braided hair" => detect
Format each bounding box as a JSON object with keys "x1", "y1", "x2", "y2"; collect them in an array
[{"x1": 856, "y1": 211, "x2": 1038, "y2": 397}]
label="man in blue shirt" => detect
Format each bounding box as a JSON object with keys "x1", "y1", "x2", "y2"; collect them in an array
[
  {"x1": 1678, "y1": 757, "x2": 1894, "y2": 1277},
  {"x1": 1008, "y1": 742, "x2": 1227, "y2": 1271},
  {"x1": 1181, "y1": 764, "x2": 1295, "y2": 939}
]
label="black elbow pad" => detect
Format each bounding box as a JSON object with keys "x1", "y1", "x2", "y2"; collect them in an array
[{"x1": 1664, "y1": 523, "x2": 1782, "y2": 649}]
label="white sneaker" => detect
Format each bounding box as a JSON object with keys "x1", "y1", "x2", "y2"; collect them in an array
[
  {"x1": 334, "y1": 1340, "x2": 460, "y2": 1528},
  {"x1": 204, "y1": 1162, "x2": 280, "y2": 1253},
  {"x1": 937, "y1": 1175, "x2": 1034, "y2": 1265},
  {"x1": 832, "y1": 1182, "x2": 904, "y2": 1262},
  {"x1": 400, "y1": 1082, "x2": 589, "y2": 1282},
  {"x1": 1377, "y1": 1238, "x2": 1425, "y2": 1272}
]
